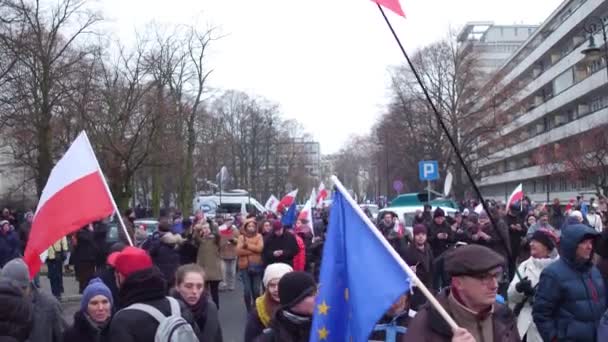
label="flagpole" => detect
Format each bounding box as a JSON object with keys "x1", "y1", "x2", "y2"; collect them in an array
[
  {"x1": 82, "y1": 132, "x2": 134, "y2": 247},
  {"x1": 375, "y1": 4, "x2": 521, "y2": 280},
  {"x1": 330, "y1": 175, "x2": 459, "y2": 330}
]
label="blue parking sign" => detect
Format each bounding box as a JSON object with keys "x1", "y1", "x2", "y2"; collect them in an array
[{"x1": 419, "y1": 161, "x2": 439, "y2": 181}]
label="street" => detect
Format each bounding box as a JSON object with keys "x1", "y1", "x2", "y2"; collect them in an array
[{"x1": 40, "y1": 275, "x2": 248, "y2": 342}]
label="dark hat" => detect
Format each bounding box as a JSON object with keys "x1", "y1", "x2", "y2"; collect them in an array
[
  {"x1": 530, "y1": 230, "x2": 555, "y2": 251},
  {"x1": 272, "y1": 220, "x2": 283, "y2": 231},
  {"x1": 278, "y1": 271, "x2": 316, "y2": 308},
  {"x1": 413, "y1": 224, "x2": 427, "y2": 236},
  {"x1": 433, "y1": 208, "x2": 445, "y2": 218},
  {"x1": 445, "y1": 244, "x2": 505, "y2": 277}
]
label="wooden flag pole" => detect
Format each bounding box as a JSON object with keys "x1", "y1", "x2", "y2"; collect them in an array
[
  {"x1": 375, "y1": 4, "x2": 521, "y2": 280},
  {"x1": 330, "y1": 175, "x2": 459, "y2": 330}
]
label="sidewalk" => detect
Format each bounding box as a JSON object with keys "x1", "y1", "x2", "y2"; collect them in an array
[{"x1": 38, "y1": 273, "x2": 81, "y2": 303}]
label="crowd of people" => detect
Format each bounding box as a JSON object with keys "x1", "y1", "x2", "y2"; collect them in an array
[{"x1": 0, "y1": 193, "x2": 608, "y2": 341}]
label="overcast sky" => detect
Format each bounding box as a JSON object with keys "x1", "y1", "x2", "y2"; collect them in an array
[{"x1": 99, "y1": 0, "x2": 564, "y2": 154}]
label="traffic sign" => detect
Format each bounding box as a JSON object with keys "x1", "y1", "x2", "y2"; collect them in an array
[
  {"x1": 419, "y1": 161, "x2": 439, "y2": 181},
  {"x1": 393, "y1": 180, "x2": 404, "y2": 193}
]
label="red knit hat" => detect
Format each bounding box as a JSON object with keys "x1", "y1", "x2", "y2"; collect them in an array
[{"x1": 107, "y1": 246, "x2": 153, "y2": 277}]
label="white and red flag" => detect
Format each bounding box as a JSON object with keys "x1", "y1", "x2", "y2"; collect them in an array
[
  {"x1": 24, "y1": 132, "x2": 115, "y2": 278},
  {"x1": 316, "y1": 182, "x2": 328, "y2": 208},
  {"x1": 264, "y1": 195, "x2": 279, "y2": 213},
  {"x1": 277, "y1": 189, "x2": 298, "y2": 213},
  {"x1": 506, "y1": 183, "x2": 524, "y2": 210}
]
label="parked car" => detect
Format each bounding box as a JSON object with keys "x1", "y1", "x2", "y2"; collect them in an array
[
  {"x1": 360, "y1": 204, "x2": 379, "y2": 220},
  {"x1": 134, "y1": 218, "x2": 159, "y2": 237}
]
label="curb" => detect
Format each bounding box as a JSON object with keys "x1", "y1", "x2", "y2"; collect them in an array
[{"x1": 61, "y1": 295, "x2": 82, "y2": 304}]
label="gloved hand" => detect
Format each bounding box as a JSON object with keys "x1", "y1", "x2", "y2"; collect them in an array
[{"x1": 515, "y1": 277, "x2": 535, "y2": 296}]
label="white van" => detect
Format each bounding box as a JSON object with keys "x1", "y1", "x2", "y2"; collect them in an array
[{"x1": 193, "y1": 190, "x2": 266, "y2": 218}]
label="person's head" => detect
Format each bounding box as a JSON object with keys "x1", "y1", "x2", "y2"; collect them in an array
[
  {"x1": 107, "y1": 246, "x2": 154, "y2": 288},
  {"x1": 278, "y1": 271, "x2": 317, "y2": 316},
  {"x1": 413, "y1": 224, "x2": 427, "y2": 246},
  {"x1": 295, "y1": 219, "x2": 303, "y2": 228},
  {"x1": 570, "y1": 211, "x2": 584, "y2": 223},
  {"x1": 0, "y1": 220, "x2": 10, "y2": 233},
  {"x1": 263, "y1": 263, "x2": 293, "y2": 303},
  {"x1": 526, "y1": 215, "x2": 537, "y2": 227},
  {"x1": 478, "y1": 211, "x2": 490, "y2": 225},
  {"x1": 539, "y1": 212, "x2": 549, "y2": 224},
  {"x1": 2, "y1": 208, "x2": 9, "y2": 217},
  {"x1": 195, "y1": 210, "x2": 204, "y2": 221},
  {"x1": 553, "y1": 198, "x2": 560, "y2": 206},
  {"x1": 0, "y1": 258, "x2": 31, "y2": 297},
  {"x1": 446, "y1": 245, "x2": 505, "y2": 312},
  {"x1": 272, "y1": 220, "x2": 284, "y2": 236},
  {"x1": 383, "y1": 212, "x2": 394, "y2": 225},
  {"x1": 433, "y1": 208, "x2": 445, "y2": 225},
  {"x1": 261, "y1": 220, "x2": 272, "y2": 234},
  {"x1": 175, "y1": 264, "x2": 206, "y2": 306},
  {"x1": 529, "y1": 231, "x2": 554, "y2": 259},
  {"x1": 576, "y1": 237, "x2": 595, "y2": 262},
  {"x1": 0, "y1": 279, "x2": 33, "y2": 341},
  {"x1": 243, "y1": 219, "x2": 257, "y2": 235},
  {"x1": 24, "y1": 212, "x2": 34, "y2": 224},
  {"x1": 423, "y1": 204, "x2": 432, "y2": 213},
  {"x1": 125, "y1": 208, "x2": 135, "y2": 221},
  {"x1": 454, "y1": 212, "x2": 462, "y2": 223},
  {"x1": 81, "y1": 278, "x2": 112, "y2": 324}
]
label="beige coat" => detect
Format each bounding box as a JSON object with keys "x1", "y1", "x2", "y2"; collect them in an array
[
  {"x1": 46, "y1": 237, "x2": 68, "y2": 260},
  {"x1": 195, "y1": 225, "x2": 223, "y2": 282}
]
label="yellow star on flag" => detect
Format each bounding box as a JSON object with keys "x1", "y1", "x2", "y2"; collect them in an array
[
  {"x1": 318, "y1": 300, "x2": 330, "y2": 315},
  {"x1": 318, "y1": 327, "x2": 329, "y2": 340}
]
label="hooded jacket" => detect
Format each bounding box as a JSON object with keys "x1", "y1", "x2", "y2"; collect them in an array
[
  {"x1": 144, "y1": 232, "x2": 184, "y2": 287},
  {"x1": 0, "y1": 281, "x2": 32, "y2": 342},
  {"x1": 62, "y1": 310, "x2": 110, "y2": 342},
  {"x1": 532, "y1": 224, "x2": 605, "y2": 342}
]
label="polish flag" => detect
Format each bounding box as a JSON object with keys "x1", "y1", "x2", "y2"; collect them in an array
[
  {"x1": 298, "y1": 199, "x2": 314, "y2": 236},
  {"x1": 506, "y1": 183, "x2": 524, "y2": 210},
  {"x1": 372, "y1": 0, "x2": 405, "y2": 17},
  {"x1": 264, "y1": 195, "x2": 279, "y2": 213},
  {"x1": 23, "y1": 132, "x2": 114, "y2": 278},
  {"x1": 316, "y1": 182, "x2": 328, "y2": 208},
  {"x1": 277, "y1": 189, "x2": 298, "y2": 213}
]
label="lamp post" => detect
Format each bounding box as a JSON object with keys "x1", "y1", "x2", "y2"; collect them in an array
[{"x1": 581, "y1": 16, "x2": 608, "y2": 79}]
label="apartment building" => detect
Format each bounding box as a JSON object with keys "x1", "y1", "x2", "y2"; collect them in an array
[{"x1": 474, "y1": 0, "x2": 608, "y2": 203}]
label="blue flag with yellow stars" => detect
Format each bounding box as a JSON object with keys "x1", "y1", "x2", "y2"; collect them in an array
[{"x1": 310, "y1": 189, "x2": 411, "y2": 342}]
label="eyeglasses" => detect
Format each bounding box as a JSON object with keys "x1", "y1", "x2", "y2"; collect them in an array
[{"x1": 466, "y1": 270, "x2": 504, "y2": 285}]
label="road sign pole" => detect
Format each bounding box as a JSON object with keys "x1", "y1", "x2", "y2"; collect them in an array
[{"x1": 427, "y1": 180, "x2": 431, "y2": 204}]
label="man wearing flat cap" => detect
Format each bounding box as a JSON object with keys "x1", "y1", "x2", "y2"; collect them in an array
[{"x1": 404, "y1": 244, "x2": 520, "y2": 342}]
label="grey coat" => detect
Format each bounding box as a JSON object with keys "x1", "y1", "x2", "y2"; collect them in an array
[{"x1": 27, "y1": 287, "x2": 66, "y2": 342}]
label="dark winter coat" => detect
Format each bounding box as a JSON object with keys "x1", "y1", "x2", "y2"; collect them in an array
[
  {"x1": 428, "y1": 221, "x2": 454, "y2": 258},
  {"x1": 170, "y1": 290, "x2": 223, "y2": 342},
  {"x1": 144, "y1": 232, "x2": 183, "y2": 287},
  {"x1": 72, "y1": 229, "x2": 98, "y2": 264},
  {"x1": 505, "y1": 214, "x2": 525, "y2": 262},
  {"x1": 254, "y1": 310, "x2": 311, "y2": 342},
  {"x1": 0, "y1": 281, "x2": 33, "y2": 342},
  {"x1": 550, "y1": 205, "x2": 564, "y2": 230},
  {"x1": 62, "y1": 311, "x2": 110, "y2": 342},
  {"x1": 261, "y1": 232, "x2": 299, "y2": 267},
  {"x1": 532, "y1": 224, "x2": 606, "y2": 342},
  {"x1": 402, "y1": 289, "x2": 520, "y2": 342},
  {"x1": 92, "y1": 222, "x2": 109, "y2": 268},
  {"x1": 0, "y1": 231, "x2": 20, "y2": 268},
  {"x1": 28, "y1": 286, "x2": 67, "y2": 342},
  {"x1": 108, "y1": 267, "x2": 202, "y2": 342},
  {"x1": 369, "y1": 311, "x2": 410, "y2": 341},
  {"x1": 403, "y1": 243, "x2": 434, "y2": 310},
  {"x1": 471, "y1": 221, "x2": 512, "y2": 262}
]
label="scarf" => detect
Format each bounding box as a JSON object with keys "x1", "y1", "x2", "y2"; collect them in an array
[
  {"x1": 255, "y1": 293, "x2": 280, "y2": 328},
  {"x1": 172, "y1": 290, "x2": 209, "y2": 329}
]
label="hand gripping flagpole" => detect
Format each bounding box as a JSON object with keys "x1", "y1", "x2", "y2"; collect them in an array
[
  {"x1": 375, "y1": 4, "x2": 522, "y2": 281},
  {"x1": 82, "y1": 132, "x2": 134, "y2": 247},
  {"x1": 330, "y1": 175, "x2": 459, "y2": 330}
]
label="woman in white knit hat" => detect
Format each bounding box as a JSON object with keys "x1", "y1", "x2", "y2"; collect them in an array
[{"x1": 243, "y1": 263, "x2": 293, "y2": 342}]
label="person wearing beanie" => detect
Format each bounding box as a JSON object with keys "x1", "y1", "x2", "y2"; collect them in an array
[
  {"x1": 535, "y1": 224, "x2": 606, "y2": 342},
  {"x1": 506, "y1": 230, "x2": 558, "y2": 342},
  {"x1": 107, "y1": 246, "x2": 202, "y2": 342},
  {"x1": 244, "y1": 263, "x2": 293, "y2": 342},
  {"x1": 0, "y1": 258, "x2": 66, "y2": 342},
  {"x1": 0, "y1": 219, "x2": 19, "y2": 268},
  {"x1": 141, "y1": 219, "x2": 184, "y2": 288},
  {"x1": 428, "y1": 207, "x2": 454, "y2": 290},
  {"x1": 257, "y1": 271, "x2": 316, "y2": 342},
  {"x1": 63, "y1": 278, "x2": 113, "y2": 342},
  {"x1": 405, "y1": 245, "x2": 519, "y2": 342},
  {"x1": 403, "y1": 224, "x2": 434, "y2": 310},
  {"x1": 261, "y1": 220, "x2": 299, "y2": 267}
]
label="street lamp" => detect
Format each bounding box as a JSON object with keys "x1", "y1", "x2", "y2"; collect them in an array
[{"x1": 581, "y1": 16, "x2": 608, "y2": 79}]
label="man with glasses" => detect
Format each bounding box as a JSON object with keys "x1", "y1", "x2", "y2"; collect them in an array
[{"x1": 404, "y1": 244, "x2": 520, "y2": 342}]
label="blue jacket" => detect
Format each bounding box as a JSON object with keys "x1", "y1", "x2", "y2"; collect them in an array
[
  {"x1": 0, "y1": 230, "x2": 20, "y2": 268},
  {"x1": 533, "y1": 224, "x2": 606, "y2": 341}
]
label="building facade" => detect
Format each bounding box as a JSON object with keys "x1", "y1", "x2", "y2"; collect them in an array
[{"x1": 474, "y1": 0, "x2": 608, "y2": 203}]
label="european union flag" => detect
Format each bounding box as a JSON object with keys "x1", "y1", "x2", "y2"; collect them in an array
[
  {"x1": 310, "y1": 190, "x2": 411, "y2": 342},
  {"x1": 281, "y1": 202, "x2": 297, "y2": 227}
]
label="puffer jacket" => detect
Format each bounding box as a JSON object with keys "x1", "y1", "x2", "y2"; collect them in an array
[
  {"x1": 532, "y1": 224, "x2": 606, "y2": 342},
  {"x1": 145, "y1": 232, "x2": 184, "y2": 287},
  {"x1": 236, "y1": 233, "x2": 264, "y2": 270}
]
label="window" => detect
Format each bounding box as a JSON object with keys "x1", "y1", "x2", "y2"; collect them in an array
[{"x1": 553, "y1": 68, "x2": 574, "y2": 95}]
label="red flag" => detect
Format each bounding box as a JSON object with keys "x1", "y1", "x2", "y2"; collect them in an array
[
  {"x1": 372, "y1": 0, "x2": 405, "y2": 17},
  {"x1": 316, "y1": 182, "x2": 328, "y2": 207},
  {"x1": 506, "y1": 183, "x2": 524, "y2": 209},
  {"x1": 277, "y1": 189, "x2": 298, "y2": 213},
  {"x1": 23, "y1": 132, "x2": 114, "y2": 278}
]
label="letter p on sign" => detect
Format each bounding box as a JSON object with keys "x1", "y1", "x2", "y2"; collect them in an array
[{"x1": 418, "y1": 161, "x2": 439, "y2": 181}]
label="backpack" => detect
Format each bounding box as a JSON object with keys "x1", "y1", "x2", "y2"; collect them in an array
[{"x1": 123, "y1": 297, "x2": 199, "y2": 342}]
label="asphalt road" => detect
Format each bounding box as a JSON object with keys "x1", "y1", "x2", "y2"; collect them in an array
[{"x1": 42, "y1": 275, "x2": 248, "y2": 342}]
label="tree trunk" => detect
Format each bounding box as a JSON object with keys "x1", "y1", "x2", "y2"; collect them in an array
[
  {"x1": 35, "y1": 120, "x2": 53, "y2": 197},
  {"x1": 151, "y1": 167, "x2": 161, "y2": 217}
]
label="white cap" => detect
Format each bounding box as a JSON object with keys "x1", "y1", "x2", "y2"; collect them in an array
[{"x1": 263, "y1": 263, "x2": 293, "y2": 287}]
